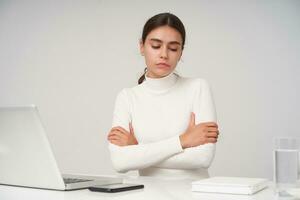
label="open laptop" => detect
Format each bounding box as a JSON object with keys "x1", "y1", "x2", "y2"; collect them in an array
[{"x1": 0, "y1": 105, "x2": 122, "y2": 190}]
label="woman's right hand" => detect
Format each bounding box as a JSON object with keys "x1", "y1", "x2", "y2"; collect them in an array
[
  {"x1": 107, "y1": 123, "x2": 138, "y2": 146},
  {"x1": 179, "y1": 112, "x2": 219, "y2": 149}
]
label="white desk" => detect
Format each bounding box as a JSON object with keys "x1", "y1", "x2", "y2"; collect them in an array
[{"x1": 0, "y1": 176, "x2": 286, "y2": 200}]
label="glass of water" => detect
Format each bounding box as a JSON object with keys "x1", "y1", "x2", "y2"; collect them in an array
[{"x1": 274, "y1": 137, "x2": 299, "y2": 196}]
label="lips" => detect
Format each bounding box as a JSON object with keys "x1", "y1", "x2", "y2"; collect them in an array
[{"x1": 156, "y1": 63, "x2": 170, "y2": 68}]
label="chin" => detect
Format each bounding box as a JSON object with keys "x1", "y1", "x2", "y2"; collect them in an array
[
  {"x1": 157, "y1": 67, "x2": 174, "y2": 75},
  {"x1": 147, "y1": 66, "x2": 175, "y2": 78},
  {"x1": 154, "y1": 71, "x2": 172, "y2": 78}
]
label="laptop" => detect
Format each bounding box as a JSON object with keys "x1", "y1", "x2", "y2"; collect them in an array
[{"x1": 0, "y1": 105, "x2": 122, "y2": 190}]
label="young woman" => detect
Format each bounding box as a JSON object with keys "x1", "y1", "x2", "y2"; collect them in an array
[{"x1": 107, "y1": 13, "x2": 219, "y2": 179}]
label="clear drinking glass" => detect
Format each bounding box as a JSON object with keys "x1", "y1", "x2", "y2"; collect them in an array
[{"x1": 273, "y1": 137, "x2": 300, "y2": 197}]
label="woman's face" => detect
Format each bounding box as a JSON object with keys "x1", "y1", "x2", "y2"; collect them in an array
[{"x1": 140, "y1": 25, "x2": 183, "y2": 78}]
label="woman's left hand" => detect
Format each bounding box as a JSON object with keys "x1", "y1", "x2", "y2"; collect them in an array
[{"x1": 107, "y1": 123, "x2": 138, "y2": 146}]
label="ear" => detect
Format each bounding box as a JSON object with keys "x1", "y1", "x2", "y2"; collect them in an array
[{"x1": 139, "y1": 39, "x2": 144, "y2": 56}]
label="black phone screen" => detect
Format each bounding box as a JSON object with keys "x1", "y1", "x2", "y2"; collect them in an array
[{"x1": 88, "y1": 183, "x2": 144, "y2": 193}]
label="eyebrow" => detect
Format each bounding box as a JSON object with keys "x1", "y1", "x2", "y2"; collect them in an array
[{"x1": 149, "y1": 38, "x2": 181, "y2": 46}]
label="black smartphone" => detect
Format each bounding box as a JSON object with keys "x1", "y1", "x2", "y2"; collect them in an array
[{"x1": 88, "y1": 183, "x2": 144, "y2": 193}]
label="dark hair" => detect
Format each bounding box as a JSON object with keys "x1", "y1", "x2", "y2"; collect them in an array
[{"x1": 138, "y1": 12, "x2": 186, "y2": 84}]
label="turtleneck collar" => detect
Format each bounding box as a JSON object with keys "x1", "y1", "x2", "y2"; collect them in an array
[{"x1": 142, "y1": 72, "x2": 179, "y2": 93}]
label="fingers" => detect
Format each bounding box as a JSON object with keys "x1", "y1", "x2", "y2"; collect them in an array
[
  {"x1": 108, "y1": 134, "x2": 123, "y2": 146},
  {"x1": 108, "y1": 129, "x2": 126, "y2": 137},
  {"x1": 111, "y1": 126, "x2": 129, "y2": 134},
  {"x1": 108, "y1": 130, "x2": 127, "y2": 141},
  {"x1": 107, "y1": 134, "x2": 122, "y2": 141},
  {"x1": 199, "y1": 122, "x2": 218, "y2": 128},
  {"x1": 206, "y1": 126, "x2": 219, "y2": 138},
  {"x1": 207, "y1": 127, "x2": 219, "y2": 134},
  {"x1": 206, "y1": 137, "x2": 217, "y2": 143},
  {"x1": 189, "y1": 112, "x2": 195, "y2": 127},
  {"x1": 203, "y1": 125, "x2": 219, "y2": 141},
  {"x1": 107, "y1": 124, "x2": 137, "y2": 147},
  {"x1": 109, "y1": 139, "x2": 124, "y2": 146},
  {"x1": 206, "y1": 131, "x2": 219, "y2": 138},
  {"x1": 107, "y1": 131, "x2": 127, "y2": 146}
]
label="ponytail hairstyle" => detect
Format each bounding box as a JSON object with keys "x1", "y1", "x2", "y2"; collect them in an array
[
  {"x1": 138, "y1": 67, "x2": 148, "y2": 85},
  {"x1": 138, "y1": 12, "x2": 186, "y2": 84}
]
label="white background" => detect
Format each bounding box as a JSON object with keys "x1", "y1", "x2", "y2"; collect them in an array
[{"x1": 0, "y1": 0, "x2": 299, "y2": 180}]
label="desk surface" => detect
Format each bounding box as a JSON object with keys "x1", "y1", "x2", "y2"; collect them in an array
[{"x1": 0, "y1": 176, "x2": 283, "y2": 200}]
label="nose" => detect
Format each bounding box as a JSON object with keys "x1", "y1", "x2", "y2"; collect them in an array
[{"x1": 160, "y1": 46, "x2": 168, "y2": 59}]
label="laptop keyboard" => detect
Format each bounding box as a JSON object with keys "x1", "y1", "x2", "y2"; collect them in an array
[{"x1": 63, "y1": 178, "x2": 92, "y2": 184}]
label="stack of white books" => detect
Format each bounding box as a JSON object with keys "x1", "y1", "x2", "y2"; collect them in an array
[{"x1": 192, "y1": 176, "x2": 269, "y2": 195}]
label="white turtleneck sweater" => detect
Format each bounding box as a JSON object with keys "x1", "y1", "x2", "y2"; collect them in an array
[{"x1": 108, "y1": 72, "x2": 217, "y2": 179}]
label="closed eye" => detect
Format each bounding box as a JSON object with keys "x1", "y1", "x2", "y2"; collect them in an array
[
  {"x1": 151, "y1": 46, "x2": 178, "y2": 52},
  {"x1": 151, "y1": 45, "x2": 160, "y2": 49}
]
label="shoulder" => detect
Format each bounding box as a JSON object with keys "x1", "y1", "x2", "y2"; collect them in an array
[
  {"x1": 178, "y1": 76, "x2": 211, "y2": 91},
  {"x1": 115, "y1": 85, "x2": 140, "y2": 103},
  {"x1": 114, "y1": 88, "x2": 130, "y2": 103}
]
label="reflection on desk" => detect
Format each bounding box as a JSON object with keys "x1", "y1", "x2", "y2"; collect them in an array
[{"x1": 0, "y1": 176, "x2": 278, "y2": 200}]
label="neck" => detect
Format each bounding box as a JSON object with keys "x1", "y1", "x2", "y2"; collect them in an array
[
  {"x1": 145, "y1": 72, "x2": 170, "y2": 79},
  {"x1": 142, "y1": 72, "x2": 179, "y2": 93}
]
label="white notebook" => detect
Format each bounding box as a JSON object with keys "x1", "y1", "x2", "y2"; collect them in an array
[{"x1": 192, "y1": 177, "x2": 269, "y2": 195}]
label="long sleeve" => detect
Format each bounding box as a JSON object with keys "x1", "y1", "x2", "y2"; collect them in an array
[
  {"x1": 108, "y1": 89, "x2": 184, "y2": 173},
  {"x1": 154, "y1": 79, "x2": 217, "y2": 169}
]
